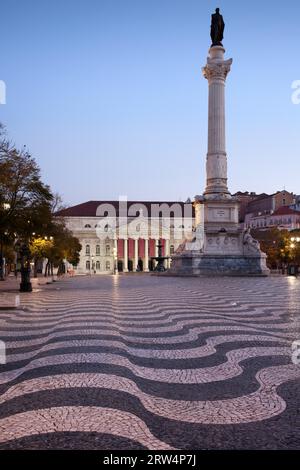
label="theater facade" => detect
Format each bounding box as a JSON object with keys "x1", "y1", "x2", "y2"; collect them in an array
[{"x1": 55, "y1": 199, "x2": 195, "y2": 274}]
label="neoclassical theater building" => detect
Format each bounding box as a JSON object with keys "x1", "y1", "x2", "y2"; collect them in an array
[{"x1": 56, "y1": 200, "x2": 195, "y2": 274}]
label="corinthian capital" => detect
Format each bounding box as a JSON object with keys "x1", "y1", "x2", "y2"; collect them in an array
[{"x1": 202, "y1": 58, "x2": 232, "y2": 82}]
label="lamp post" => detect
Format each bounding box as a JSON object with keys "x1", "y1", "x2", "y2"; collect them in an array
[
  {"x1": 19, "y1": 242, "x2": 32, "y2": 292},
  {"x1": 0, "y1": 235, "x2": 4, "y2": 281},
  {"x1": 289, "y1": 236, "x2": 300, "y2": 276},
  {"x1": 0, "y1": 203, "x2": 11, "y2": 281},
  {"x1": 0, "y1": 230, "x2": 5, "y2": 281}
]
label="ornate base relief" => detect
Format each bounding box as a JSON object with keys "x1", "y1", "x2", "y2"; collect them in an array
[{"x1": 169, "y1": 251, "x2": 269, "y2": 277}]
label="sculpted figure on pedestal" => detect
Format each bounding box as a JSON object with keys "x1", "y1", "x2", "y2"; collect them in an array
[
  {"x1": 243, "y1": 228, "x2": 261, "y2": 254},
  {"x1": 210, "y1": 8, "x2": 225, "y2": 46}
]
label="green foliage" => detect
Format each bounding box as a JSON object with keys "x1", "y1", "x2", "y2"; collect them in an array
[
  {"x1": 252, "y1": 228, "x2": 300, "y2": 268},
  {"x1": 0, "y1": 126, "x2": 53, "y2": 239},
  {"x1": 0, "y1": 123, "x2": 81, "y2": 275}
]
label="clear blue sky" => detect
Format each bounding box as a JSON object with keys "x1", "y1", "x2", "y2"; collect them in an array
[{"x1": 1, "y1": 0, "x2": 299, "y2": 206}]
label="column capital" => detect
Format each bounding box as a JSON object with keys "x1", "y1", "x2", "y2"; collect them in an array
[{"x1": 202, "y1": 59, "x2": 232, "y2": 83}]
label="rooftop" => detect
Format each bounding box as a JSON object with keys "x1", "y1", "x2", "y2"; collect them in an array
[{"x1": 55, "y1": 200, "x2": 194, "y2": 218}]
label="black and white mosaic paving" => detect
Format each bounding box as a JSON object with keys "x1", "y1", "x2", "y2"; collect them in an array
[{"x1": 0, "y1": 275, "x2": 299, "y2": 449}]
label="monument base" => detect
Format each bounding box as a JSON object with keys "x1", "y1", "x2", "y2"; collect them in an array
[
  {"x1": 166, "y1": 195, "x2": 270, "y2": 277},
  {"x1": 168, "y1": 252, "x2": 269, "y2": 277}
]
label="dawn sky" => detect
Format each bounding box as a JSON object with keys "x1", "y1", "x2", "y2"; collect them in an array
[{"x1": 1, "y1": 0, "x2": 299, "y2": 206}]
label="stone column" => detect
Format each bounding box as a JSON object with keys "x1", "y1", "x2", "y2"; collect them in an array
[
  {"x1": 202, "y1": 46, "x2": 232, "y2": 199},
  {"x1": 113, "y1": 238, "x2": 118, "y2": 273},
  {"x1": 123, "y1": 239, "x2": 128, "y2": 272},
  {"x1": 154, "y1": 239, "x2": 159, "y2": 268},
  {"x1": 164, "y1": 239, "x2": 170, "y2": 269},
  {"x1": 144, "y1": 238, "x2": 149, "y2": 272},
  {"x1": 133, "y1": 239, "x2": 139, "y2": 272}
]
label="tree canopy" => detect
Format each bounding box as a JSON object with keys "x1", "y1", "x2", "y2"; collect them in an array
[{"x1": 0, "y1": 123, "x2": 81, "y2": 276}]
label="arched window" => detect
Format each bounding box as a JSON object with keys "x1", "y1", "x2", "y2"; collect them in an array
[
  {"x1": 170, "y1": 245, "x2": 175, "y2": 255},
  {"x1": 105, "y1": 261, "x2": 110, "y2": 271},
  {"x1": 85, "y1": 244, "x2": 90, "y2": 255},
  {"x1": 86, "y1": 260, "x2": 90, "y2": 270},
  {"x1": 106, "y1": 244, "x2": 110, "y2": 256},
  {"x1": 96, "y1": 245, "x2": 100, "y2": 255},
  {"x1": 104, "y1": 224, "x2": 110, "y2": 232},
  {"x1": 84, "y1": 224, "x2": 91, "y2": 228},
  {"x1": 96, "y1": 261, "x2": 100, "y2": 270}
]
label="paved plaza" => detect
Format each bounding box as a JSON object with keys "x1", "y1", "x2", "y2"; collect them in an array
[{"x1": 0, "y1": 274, "x2": 299, "y2": 450}]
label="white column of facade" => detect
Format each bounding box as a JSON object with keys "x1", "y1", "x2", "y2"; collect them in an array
[
  {"x1": 113, "y1": 238, "x2": 118, "y2": 273},
  {"x1": 144, "y1": 238, "x2": 149, "y2": 272},
  {"x1": 133, "y1": 238, "x2": 139, "y2": 272},
  {"x1": 202, "y1": 46, "x2": 232, "y2": 199},
  {"x1": 164, "y1": 239, "x2": 170, "y2": 269},
  {"x1": 123, "y1": 239, "x2": 128, "y2": 272},
  {"x1": 154, "y1": 239, "x2": 159, "y2": 268}
]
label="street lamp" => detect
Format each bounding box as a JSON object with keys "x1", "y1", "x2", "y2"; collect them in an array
[
  {"x1": 0, "y1": 203, "x2": 11, "y2": 281},
  {"x1": 289, "y1": 236, "x2": 300, "y2": 276},
  {"x1": 19, "y1": 243, "x2": 32, "y2": 292}
]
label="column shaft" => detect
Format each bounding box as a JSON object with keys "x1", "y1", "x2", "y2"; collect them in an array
[
  {"x1": 144, "y1": 239, "x2": 149, "y2": 272},
  {"x1": 165, "y1": 239, "x2": 170, "y2": 269},
  {"x1": 154, "y1": 239, "x2": 159, "y2": 268},
  {"x1": 123, "y1": 239, "x2": 128, "y2": 272},
  {"x1": 114, "y1": 238, "x2": 118, "y2": 273},
  {"x1": 134, "y1": 239, "x2": 139, "y2": 272},
  {"x1": 202, "y1": 46, "x2": 232, "y2": 198}
]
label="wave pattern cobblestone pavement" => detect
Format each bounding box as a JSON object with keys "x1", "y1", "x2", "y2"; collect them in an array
[{"x1": 0, "y1": 274, "x2": 299, "y2": 450}]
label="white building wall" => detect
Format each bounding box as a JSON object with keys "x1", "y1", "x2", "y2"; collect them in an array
[{"x1": 63, "y1": 216, "x2": 190, "y2": 274}]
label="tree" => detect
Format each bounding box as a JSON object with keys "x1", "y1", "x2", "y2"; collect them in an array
[
  {"x1": 252, "y1": 228, "x2": 299, "y2": 269},
  {"x1": 42, "y1": 223, "x2": 81, "y2": 277},
  {"x1": 0, "y1": 124, "x2": 54, "y2": 281},
  {"x1": 29, "y1": 237, "x2": 54, "y2": 277},
  {"x1": 0, "y1": 126, "x2": 53, "y2": 239},
  {"x1": 0, "y1": 123, "x2": 81, "y2": 284},
  {"x1": 289, "y1": 229, "x2": 300, "y2": 265},
  {"x1": 0, "y1": 149, "x2": 53, "y2": 236}
]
